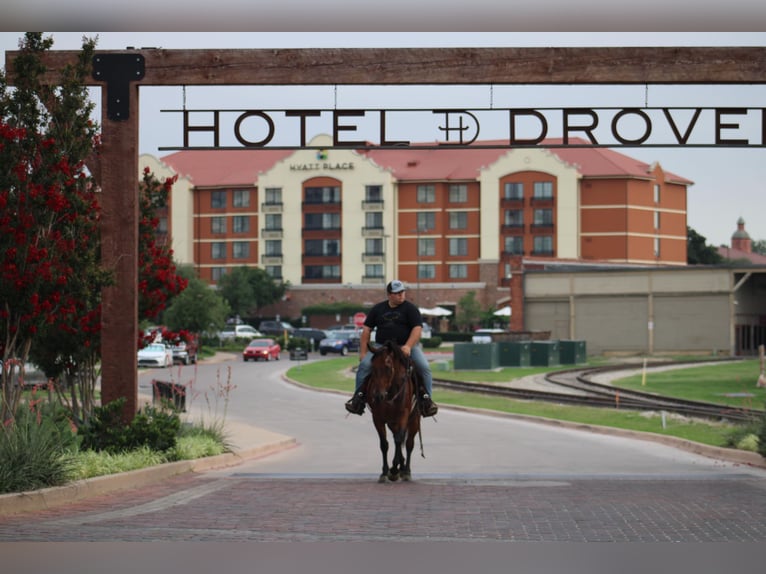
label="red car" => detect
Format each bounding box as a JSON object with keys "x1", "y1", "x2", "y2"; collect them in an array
[{"x1": 242, "y1": 338, "x2": 281, "y2": 362}]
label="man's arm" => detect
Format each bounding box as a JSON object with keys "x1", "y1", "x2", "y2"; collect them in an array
[
  {"x1": 358, "y1": 325, "x2": 372, "y2": 361},
  {"x1": 401, "y1": 325, "x2": 422, "y2": 356}
]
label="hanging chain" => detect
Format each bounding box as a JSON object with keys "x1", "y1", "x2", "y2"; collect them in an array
[
  {"x1": 490, "y1": 83, "x2": 494, "y2": 109},
  {"x1": 182, "y1": 85, "x2": 187, "y2": 110}
]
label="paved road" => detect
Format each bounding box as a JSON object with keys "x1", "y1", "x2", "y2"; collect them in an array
[{"x1": 1, "y1": 354, "x2": 765, "y2": 544}]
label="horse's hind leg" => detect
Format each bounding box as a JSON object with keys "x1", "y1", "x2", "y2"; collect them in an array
[{"x1": 388, "y1": 429, "x2": 406, "y2": 482}]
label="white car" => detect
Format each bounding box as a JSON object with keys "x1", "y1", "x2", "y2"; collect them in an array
[
  {"x1": 138, "y1": 343, "x2": 173, "y2": 367},
  {"x1": 219, "y1": 325, "x2": 263, "y2": 340},
  {"x1": 471, "y1": 328, "x2": 506, "y2": 344}
]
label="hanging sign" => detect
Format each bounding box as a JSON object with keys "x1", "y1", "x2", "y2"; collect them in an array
[{"x1": 161, "y1": 107, "x2": 766, "y2": 150}]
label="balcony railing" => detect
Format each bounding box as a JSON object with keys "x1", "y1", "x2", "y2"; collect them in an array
[
  {"x1": 261, "y1": 228, "x2": 283, "y2": 239},
  {"x1": 362, "y1": 253, "x2": 385, "y2": 263},
  {"x1": 362, "y1": 226, "x2": 385, "y2": 237},
  {"x1": 261, "y1": 202, "x2": 283, "y2": 213},
  {"x1": 261, "y1": 255, "x2": 283, "y2": 265},
  {"x1": 362, "y1": 200, "x2": 384, "y2": 210}
]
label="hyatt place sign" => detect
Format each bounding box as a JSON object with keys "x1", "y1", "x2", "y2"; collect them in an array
[{"x1": 164, "y1": 107, "x2": 766, "y2": 150}]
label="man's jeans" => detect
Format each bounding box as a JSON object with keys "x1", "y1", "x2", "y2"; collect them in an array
[{"x1": 354, "y1": 344, "x2": 433, "y2": 395}]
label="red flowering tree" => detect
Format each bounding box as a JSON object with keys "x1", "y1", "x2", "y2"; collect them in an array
[{"x1": 0, "y1": 34, "x2": 112, "y2": 424}]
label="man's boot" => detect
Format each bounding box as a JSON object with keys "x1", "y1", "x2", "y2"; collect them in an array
[
  {"x1": 345, "y1": 391, "x2": 365, "y2": 415},
  {"x1": 421, "y1": 393, "x2": 438, "y2": 417}
]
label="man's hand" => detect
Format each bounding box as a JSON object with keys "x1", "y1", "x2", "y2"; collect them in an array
[{"x1": 401, "y1": 344, "x2": 412, "y2": 357}]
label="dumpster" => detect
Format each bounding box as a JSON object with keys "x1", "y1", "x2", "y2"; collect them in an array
[
  {"x1": 530, "y1": 340, "x2": 561, "y2": 367},
  {"x1": 497, "y1": 341, "x2": 531, "y2": 367},
  {"x1": 559, "y1": 340, "x2": 587, "y2": 364},
  {"x1": 152, "y1": 380, "x2": 187, "y2": 412},
  {"x1": 453, "y1": 342, "x2": 499, "y2": 370}
]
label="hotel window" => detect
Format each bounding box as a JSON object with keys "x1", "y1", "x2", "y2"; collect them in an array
[
  {"x1": 264, "y1": 187, "x2": 282, "y2": 205},
  {"x1": 504, "y1": 236, "x2": 524, "y2": 254},
  {"x1": 265, "y1": 240, "x2": 282, "y2": 256},
  {"x1": 505, "y1": 210, "x2": 524, "y2": 227},
  {"x1": 654, "y1": 211, "x2": 660, "y2": 230},
  {"x1": 305, "y1": 265, "x2": 341, "y2": 279},
  {"x1": 533, "y1": 181, "x2": 553, "y2": 199},
  {"x1": 233, "y1": 189, "x2": 250, "y2": 208},
  {"x1": 211, "y1": 242, "x2": 227, "y2": 259},
  {"x1": 232, "y1": 215, "x2": 250, "y2": 233},
  {"x1": 504, "y1": 182, "x2": 523, "y2": 200},
  {"x1": 305, "y1": 212, "x2": 341, "y2": 230},
  {"x1": 449, "y1": 264, "x2": 468, "y2": 279},
  {"x1": 448, "y1": 184, "x2": 468, "y2": 203},
  {"x1": 418, "y1": 238, "x2": 436, "y2": 257},
  {"x1": 416, "y1": 184, "x2": 435, "y2": 203},
  {"x1": 211, "y1": 216, "x2": 226, "y2": 234},
  {"x1": 365, "y1": 238, "x2": 383, "y2": 255},
  {"x1": 654, "y1": 237, "x2": 661, "y2": 257},
  {"x1": 418, "y1": 264, "x2": 436, "y2": 279},
  {"x1": 365, "y1": 264, "x2": 384, "y2": 278},
  {"x1": 365, "y1": 185, "x2": 383, "y2": 202},
  {"x1": 533, "y1": 209, "x2": 553, "y2": 226},
  {"x1": 211, "y1": 267, "x2": 227, "y2": 282},
  {"x1": 449, "y1": 211, "x2": 468, "y2": 230},
  {"x1": 211, "y1": 191, "x2": 226, "y2": 209},
  {"x1": 533, "y1": 236, "x2": 553, "y2": 254},
  {"x1": 365, "y1": 211, "x2": 383, "y2": 229},
  {"x1": 305, "y1": 239, "x2": 339, "y2": 256},
  {"x1": 305, "y1": 186, "x2": 340, "y2": 204},
  {"x1": 265, "y1": 213, "x2": 282, "y2": 230},
  {"x1": 157, "y1": 217, "x2": 168, "y2": 234},
  {"x1": 449, "y1": 238, "x2": 468, "y2": 256},
  {"x1": 417, "y1": 212, "x2": 436, "y2": 232},
  {"x1": 232, "y1": 242, "x2": 250, "y2": 259},
  {"x1": 265, "y1": 266, "x2": 282, "y2": 279},
  {"x1": 653, "y1": 184, "x2": 661, "y2": 203}
]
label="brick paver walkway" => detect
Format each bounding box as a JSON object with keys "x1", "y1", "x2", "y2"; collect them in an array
[{"x1": 2, "y1": 471, "x2": 765, "y2": 542}]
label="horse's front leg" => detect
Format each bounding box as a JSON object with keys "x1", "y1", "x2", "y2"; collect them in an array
[
  {"x1": 388, "y1": 428, "x2": 406, "y2": 482},
  {"x1": 374, "y1": 420, "x2": 389, "y2": 483}
]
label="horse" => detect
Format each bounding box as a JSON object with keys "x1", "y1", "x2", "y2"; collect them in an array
[{"x1": 364, "y1": 340, "x2": 422, "y2": 483}]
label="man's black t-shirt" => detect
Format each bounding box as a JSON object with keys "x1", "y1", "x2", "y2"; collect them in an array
[{"x1": 364, "y1": 299, "x2": 422, "y2": 346}]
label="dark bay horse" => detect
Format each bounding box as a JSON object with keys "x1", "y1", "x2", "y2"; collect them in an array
[{"x1": 364, "y1": 340, "x2": 422, "y2": 482}]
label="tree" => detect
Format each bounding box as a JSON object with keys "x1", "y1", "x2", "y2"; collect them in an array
[
  {"x1": 217, "y1": 266, "x2": 286, "y2": 319},
  {"x1": 455, "y1": 291, "x2": 482, "y2": 332},
  {"x1": 687, "y1": 226, "x2": 723, "y2": 265},
  {"x1": 0, "y1": 33, "x2": 111, "y2": 423},
  {"x1": 751, "y1": 239, "x2": 766, "y2": 256},
  {"x1": 162, "y1": 274, "x2": 230, "y2": 335}
]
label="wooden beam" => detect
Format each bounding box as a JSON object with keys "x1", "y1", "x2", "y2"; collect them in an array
[{"x1": 6, "y1": 46, "x2": 766, "y2": 86}]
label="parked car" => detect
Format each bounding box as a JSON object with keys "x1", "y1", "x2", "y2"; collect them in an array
[
  {"x1": 258, "y1": 320, "x2": 295, "y2": 337},
  {"x1": 138, "y1": 343, "x2": 173, "y2": 368},
  {"x1": 319, "y1": 330, "x2": 360, "y2": 356},
  {"x1": 292, "y1": 327, "x2": 330, "y2": 351},
  {"x1": 171, "y1": 334, "x2": 198, "y2": 365},
  {"x1": 243, "y1": 338, "x2": 281, "y2": 361},
  {"x1": 472, "y1": 328, "x2": 506, "y2": 344},
  {"x1": 219, "y1": 324, "x2": 262, "y2": 340}
]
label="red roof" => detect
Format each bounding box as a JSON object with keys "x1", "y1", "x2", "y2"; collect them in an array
[
  {"x1": 716, "y1": 246, "x2": 766, "y2": 265},
  {"x1": 160, "y1": 138, "x2": 692, "y2": 186}
]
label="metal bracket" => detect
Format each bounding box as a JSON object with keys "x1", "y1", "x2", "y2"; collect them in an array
[{"x1": 92, "y1": 54, "x2": 146, "y2": 121}]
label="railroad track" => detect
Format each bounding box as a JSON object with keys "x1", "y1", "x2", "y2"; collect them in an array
[{"x1": 433, "y1": 360, "x2": 764, "y2": 423}]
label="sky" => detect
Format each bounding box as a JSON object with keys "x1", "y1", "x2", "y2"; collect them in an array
[{"x1": 2, "y1": 30, "x2": 765, "y2": 248}]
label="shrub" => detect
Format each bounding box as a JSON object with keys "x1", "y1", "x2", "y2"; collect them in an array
[
  {"x1": 422, "y1": 336, "x2": 442, "y2": 349},
  {"x1": 78, "y1": 398, "x2": 180, "y2": 454},
  {"x1": 0, "y1": 403, "x2": 77, "y2": 494},
  {"x1": 758, "y1": 409, "x2": 766, "y2": 458}
]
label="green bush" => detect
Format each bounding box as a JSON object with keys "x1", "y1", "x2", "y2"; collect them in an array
[
  {"x1": 422, "y1": 336, "x2": 442, "y2": 348},
  {"x1": 78, "y1": 398, "x2": 180, "y2": 454},
  {"x1": 758, "y1": 409, "x2": 766, "y2": 458},
  {"x1": 286, "y1": 337, "x2": 309, "y2": 351},
  {"x1": 0, "y1": 403, "x2": 78, "y2": 494}
]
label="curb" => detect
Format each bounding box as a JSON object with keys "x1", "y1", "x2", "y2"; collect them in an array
[{"x1": 0, "y1": 436, "x2": 297, "y2": 517}]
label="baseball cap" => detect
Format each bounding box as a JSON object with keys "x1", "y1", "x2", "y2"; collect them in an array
[{"x1": 386, "y1": 279, "x2": 406, "y2": 293}]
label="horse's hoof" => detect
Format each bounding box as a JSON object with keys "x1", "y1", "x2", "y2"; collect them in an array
[
  {"x1": 402, "y1": 473, "x2": 411, "y2": 482},
  {"x1": 378, "y1": 474, "x2": 388, "y2": 483},
  {"x1": 388, "y1": 473, "x2": 399, "y2": 482}
]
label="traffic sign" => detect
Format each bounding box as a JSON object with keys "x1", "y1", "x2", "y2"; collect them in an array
[{"x1": 353, "y1": 312, "x2": 366, "y2": 327}]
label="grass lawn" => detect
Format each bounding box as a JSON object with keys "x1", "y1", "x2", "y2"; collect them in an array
[{"x1": 287, "y1": 356, "x2": 764, "y2": 450}]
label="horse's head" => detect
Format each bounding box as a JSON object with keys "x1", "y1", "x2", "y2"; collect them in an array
[{"x1": 366, "y1": 340, "x2": 410, "y2": 406}]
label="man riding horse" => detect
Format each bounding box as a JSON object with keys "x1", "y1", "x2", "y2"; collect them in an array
[{"x1": 345, "y1": 279, "x2": 438, "y2": 418}]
